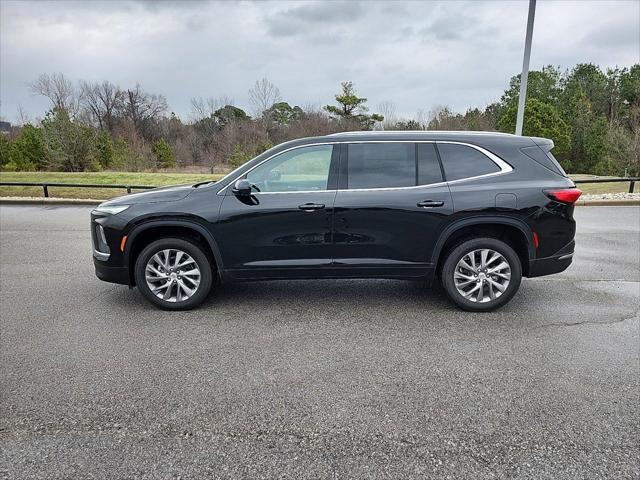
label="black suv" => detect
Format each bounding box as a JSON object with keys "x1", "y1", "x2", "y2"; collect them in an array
[{"x1": 92, "y1": 131, "x2": 580, "y2": 312}]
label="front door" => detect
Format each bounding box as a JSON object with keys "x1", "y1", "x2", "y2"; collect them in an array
[
  {"x1": 332, "y1": 142, "x2": 453, "y2": 277},
  {"x1": 218, "y1": 144, "x2": 338, "y2": 279}
]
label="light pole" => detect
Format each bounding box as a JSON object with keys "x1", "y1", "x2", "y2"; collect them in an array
[{"x1": 515, "y1": 0, "x2": 537, "y2": 136}]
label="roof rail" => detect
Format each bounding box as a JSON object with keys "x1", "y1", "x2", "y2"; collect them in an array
[{"x1": 326, "y1": 130, "x2": 514, "y2": 137}]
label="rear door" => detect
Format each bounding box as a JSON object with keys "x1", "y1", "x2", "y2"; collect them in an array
[{"x1": 332, "y1": 142, "x2": 453, "y2": 277}]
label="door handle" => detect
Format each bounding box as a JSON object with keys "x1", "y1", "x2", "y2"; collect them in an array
[
  {"x1": 417, "y1": 200, "x2": 444, "y2": 208},
  {"x1": 298, "y1": 203, "x2": 325, "y2": 211}
]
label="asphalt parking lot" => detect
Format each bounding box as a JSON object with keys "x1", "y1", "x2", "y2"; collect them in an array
[{"x1": 0, "y1": 205, "x2": 638, "y2": 479}]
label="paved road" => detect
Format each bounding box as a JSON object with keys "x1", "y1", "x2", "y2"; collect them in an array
[{"x1": 1, "y1": 205, "x2": 638, "y2": 479}]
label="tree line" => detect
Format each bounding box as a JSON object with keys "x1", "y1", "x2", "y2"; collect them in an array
[{"x1": 0, "y1": 63, "x2": 638, "y2": 175}]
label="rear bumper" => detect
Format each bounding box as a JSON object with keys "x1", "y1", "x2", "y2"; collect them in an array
[
  {"x1": 94, "y1": 258, "x2": 130, "y2": 285},
  {"x1": 528, "y1": 240, "x2": 574, "y2": 277}
]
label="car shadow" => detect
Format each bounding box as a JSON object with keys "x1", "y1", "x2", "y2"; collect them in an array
[{"x1": 200, "y1": 278, "x2": 453, "y2": 311}]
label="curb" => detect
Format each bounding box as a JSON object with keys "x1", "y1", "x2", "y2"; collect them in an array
[
  {"x1": 1, "y1": 197, "x2": 639, "y2": 207},
  {"x1": 577, "y1": 199, "x2": 640, "y2": 206}
]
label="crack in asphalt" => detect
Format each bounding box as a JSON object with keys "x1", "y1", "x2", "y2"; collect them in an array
[
  {"x1": 529, "y1": 278, "x2": 640, "y2": 283},
  {"x1": 535, "y1": 312, "x2": 640, "y2": 329}
]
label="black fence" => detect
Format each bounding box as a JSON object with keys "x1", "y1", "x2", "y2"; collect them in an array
[
  {"x1": 0, "y1": 182, "x2": 155, "y2": 197},
  {"x1": 0, "y1": 177, "x2": 638, "y2": 198},
  {"x1": 574, "y1": 178, "x2": 638, "y2": 193}
]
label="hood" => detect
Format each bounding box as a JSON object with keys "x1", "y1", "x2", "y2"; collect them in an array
[{"x1": 102, "y1": 183, "x2": 195, "y2": 206}]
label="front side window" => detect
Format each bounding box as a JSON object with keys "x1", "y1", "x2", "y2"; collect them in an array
[
  {"x1": 437, "y1": 143, "x2": 501, "y2": 181},
  {"x1": 245, "y1": 145, "x2": 333, "y2": 193},
  {"x1": 347, "y1": 143, "x2": 415, "y2": 189}
]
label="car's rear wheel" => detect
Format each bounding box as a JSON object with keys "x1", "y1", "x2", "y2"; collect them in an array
[
  {"x1": 135, "y1": 238, "x2": 213, "y2": 310},
  {"x1": 441, "y1": 237, "x2": 522, "y2": 312}
]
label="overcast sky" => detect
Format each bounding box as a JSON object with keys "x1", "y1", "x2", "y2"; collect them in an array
[{"x1": 1, "y1": 0, "x2": 639, "y2": 123}]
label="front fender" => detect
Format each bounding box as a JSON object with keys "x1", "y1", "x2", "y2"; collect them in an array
[{"x1": 124, "y1": 218, "x2": 224, "y2": 275}]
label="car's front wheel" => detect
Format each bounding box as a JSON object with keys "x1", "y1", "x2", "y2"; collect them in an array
[
  {"x1": 441, "y1": 237, "x2": 522, "y2": 312},
  {"x1": 134, "y1": 238, "x2": 213, "y2": 310}
]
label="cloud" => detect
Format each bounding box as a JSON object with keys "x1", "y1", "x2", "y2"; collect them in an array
[
  {"x1": 0, "y1": 0, "x2": 638, "y2": 123},
  {"x1": 264, "y1": 1, "x2": 365, "y2": 38}
]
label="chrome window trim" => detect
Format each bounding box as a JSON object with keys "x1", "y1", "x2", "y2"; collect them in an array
[{"x1": 217, "y1": 140, "x2": 512, "y2": 195}]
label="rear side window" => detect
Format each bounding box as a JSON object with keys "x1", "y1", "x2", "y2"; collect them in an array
[
  {"x1": 347, "y1": 143, "x2": 415, "y2": 189},
  {"x1": 417, "y1": 143, "x2": 443, "y2": 185},
  {"x1": 437, "y1": 143, "x2": 501, "y2": 181},
  {"x1": 521, "y1": 146, "x2": 567, "y2": 176}
]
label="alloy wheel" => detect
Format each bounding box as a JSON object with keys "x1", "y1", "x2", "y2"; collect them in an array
[
  {"x1": 453, "y1": 249, "x2": 511, "y2": 303},
  {"x1": 145, "y1": 249, "x2": 201, "y2": 303}
]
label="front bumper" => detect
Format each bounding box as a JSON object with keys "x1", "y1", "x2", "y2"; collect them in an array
[
  {"x1": 93, "y1": 257, "x2": 130, "y2": 285},
  {"x1": 528, "y1": 240, "x2": 575, "y2": 277}
]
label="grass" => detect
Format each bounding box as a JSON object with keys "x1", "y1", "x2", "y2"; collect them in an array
[
  {"x1": 0, "y1": 171, "x2": 225, "y2": 200},
  {"x1": 0, "y1": 171, "x2": 635, "y2": 199}
]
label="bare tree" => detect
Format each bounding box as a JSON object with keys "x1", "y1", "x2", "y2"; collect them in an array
[
  {"x1": 248, "y1": 78, "x2": 281, "y2": 116},
  {"x1": 415, "y1": 109, "x2": 429, "y2": 129},
  {"x1": 122, "y1": 84, "x2": 168, "y2": 132},
  {"x1": 190, "y1": 95, "x2": 234, "y2": 121},
  {"x1": 376, "y1": 101, "x2": 397, "y2": 130},
  {"x1": 30, "y1": 73, "x2": 80, "y2": 116},
  {"x1": 15, "y1": 105, "x2": 32, "y2": 126},
  {"x1": 80, "y1": 80, "x2": 124, "y2": 131}
]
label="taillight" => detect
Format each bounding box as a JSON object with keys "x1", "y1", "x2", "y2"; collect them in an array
[{"x1": 544, "y1": 188, "x2": 582, "y2": 204}]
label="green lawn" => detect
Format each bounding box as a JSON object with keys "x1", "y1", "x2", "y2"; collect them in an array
[
  {"x1": 0, "y1": 171, "x2": 635, "y2": 199},
  {"x1": 0, "y1": 171, "x2": 225, "y2": 200}
]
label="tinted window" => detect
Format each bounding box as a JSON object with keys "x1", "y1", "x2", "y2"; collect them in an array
[
  {"x1": 521, "y1": 145, "x2": 566, "y2": 176},
  {"x1": 347, "y1": 143, "x2": 415, "y2": 189},
  {"x1": 417, "y1": 143, "x2": 443, "y2": 185},
  {"x1": 246, "y1": 145, "x2": 333, "y2": 192},
  {"x1": 438, "y1": 143, "x2": 500, "y2": 181}
]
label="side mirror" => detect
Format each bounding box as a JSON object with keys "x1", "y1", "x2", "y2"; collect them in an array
[{"x1": 232, "y1": 179, "x2": 252, "y2": 196}]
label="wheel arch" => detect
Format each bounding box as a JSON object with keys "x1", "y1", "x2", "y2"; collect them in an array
[
  {"x1": 124, "y1": 219, "x2": 223, "y2": 285},
  {"x1": 432, "y1": 216, "x2": 535, "y2": 277}
]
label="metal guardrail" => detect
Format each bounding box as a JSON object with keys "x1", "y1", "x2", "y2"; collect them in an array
[
  {"x1": 573, "y1": 177, "x2": 638, "y2": 193},
  {"x1": 0, "y1": 182, "x2": 155, "y2": 197},
  {"x1": 0, "y1": 177, "x2": 638, "y2": 198}
]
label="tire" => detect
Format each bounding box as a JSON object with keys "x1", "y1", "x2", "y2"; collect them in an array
[
  {"x1": 134, "y1": 237, "x2": 213, "y2": 311},
  {"x1": 440, "y1": 237, "x2": 522, "y2": 312}
]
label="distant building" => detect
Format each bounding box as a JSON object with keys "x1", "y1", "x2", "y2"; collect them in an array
[{"x1": 0, "y1": 121, "x2": 10, "y2": 134}]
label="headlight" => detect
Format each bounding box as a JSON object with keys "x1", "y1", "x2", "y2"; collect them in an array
[{"x1": 93, "y1": 204, "x2": 130, "y2": 215}]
